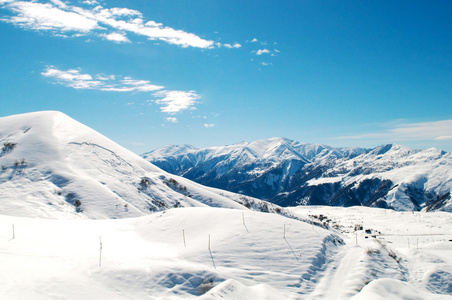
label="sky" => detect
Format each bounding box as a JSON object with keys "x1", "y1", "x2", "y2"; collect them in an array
[{"x1": 0, "y1": 0, "x2": 451, "y2": 154}]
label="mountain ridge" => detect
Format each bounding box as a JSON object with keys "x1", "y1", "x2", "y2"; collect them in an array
[
  {"x1": 143, "y1": 138, "x2": 452, "y2": 212},
  {"x1": 0, "y1": 111, "x2": 282, "y2": 219}
]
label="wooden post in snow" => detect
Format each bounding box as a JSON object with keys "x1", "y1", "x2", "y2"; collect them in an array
[
  {"x1": 242, "y1": 212, "x2": 245, "y2": 226},
  {"x1": 99, "y1": 236, "x2": 103, "y2": 267},
  {"x1": 12, "y1": 224, "x2": 15, "y2": 240},
  {"x1": 208, "y1": 234, "x2": 211, "y2": 252}
]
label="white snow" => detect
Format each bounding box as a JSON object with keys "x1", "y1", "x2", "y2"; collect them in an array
[
  {"x1": 290, "y1": 206, "x2": 452, "y2": 299},
  {"x1": 2, "y1": 204, "x2": 452, "y2": 299},
  {"x1": 0, "y1": 111, "x2": 263, "y2": 219},
  {"x1": 1, "y1": 111, "x2": 452, "y2": 299},
  {"x1": 307, "y1": 177, "x2": 343, "y2": 186}
]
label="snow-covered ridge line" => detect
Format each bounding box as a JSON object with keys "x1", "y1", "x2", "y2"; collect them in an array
[
  {"x1": 144, "y1": 138, "x2": 452, "y2": 212},
  {"x1": 0, "y1": 111, "x2": 286, "y2": 219}
]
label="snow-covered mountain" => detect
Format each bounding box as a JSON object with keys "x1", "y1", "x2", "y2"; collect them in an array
[
  {"x1": 1, "y1": 112, "x2": 451, "y2": 299},
  {"x1": 143, "y1": 138, "x2": 452, "y2": 212},
  {"x1": 0, "y1": 111, "x2": 280, "y2": 219}
]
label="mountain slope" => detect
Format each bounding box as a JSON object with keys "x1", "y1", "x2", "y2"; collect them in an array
[
  {"x1": 143, "y1": 138, "x2": 452, "y2": 212},
  {"x1": 0, "y1": 111, "x2": 277, "y2": 219}
]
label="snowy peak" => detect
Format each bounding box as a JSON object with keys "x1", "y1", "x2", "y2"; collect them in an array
[
  {"x1": 142, "y1": 144, "x2": 199, "y2": 160},
  {"x1": 1, "y1": 111, "x2": 281, "y2": 219},
  {"x1": 144, "y1": 138, "x2": 452, "y2": 212},
  {"x1": 367, "y1": 143, "x2": 413, "y2": 157}
]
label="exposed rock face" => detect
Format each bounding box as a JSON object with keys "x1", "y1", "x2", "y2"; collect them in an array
[{"x1": 143, "y1": 138, "x2": 452, "y2": 212}]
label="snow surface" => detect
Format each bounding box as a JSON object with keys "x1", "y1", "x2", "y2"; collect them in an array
[
  {"x1": 145, "y1": 139, "x2": 452, "y2": 211},
  {"x1": 1, "y1": 111, "x2": 452, "y2": 299},
  {"x1": 290, "y1": 206, "x2": 452, "y2": 299},
  {"x1": 1, "y1": 206, "x2": 452, "y2": 299},
  {"x1": 0, "y1": 111, "x2": 278, "y2": 219}
]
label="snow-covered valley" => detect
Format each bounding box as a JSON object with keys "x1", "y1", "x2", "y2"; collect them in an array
[
  {"x1": 1, "y1": 111, "x2": 452, "y2": 299},
  {"x1": 1, "y1": 206, "x2": 452, "y2": 299}
]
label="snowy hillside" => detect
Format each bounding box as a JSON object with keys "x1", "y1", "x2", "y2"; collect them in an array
[
  {"x1": 1, "y1": 112, "x2": 451, "y2": 299},
  {"x1": 0, "y1": 111, "x2": 279, "y2": 219},
  {"x1": 143, "y1": 138, "x2": 452, "y2": 211},
  {"x1": 1, "y1": 205, "x2": 451, "y2": 299}
]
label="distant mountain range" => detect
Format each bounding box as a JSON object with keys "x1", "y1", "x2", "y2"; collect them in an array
[{"x1": 143, "y1": 137, "x2": 452, "y2": 212}]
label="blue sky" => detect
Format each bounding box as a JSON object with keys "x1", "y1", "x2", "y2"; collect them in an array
[{"x1": 1, "y1": 0, "x2": 451, "y2": 153}]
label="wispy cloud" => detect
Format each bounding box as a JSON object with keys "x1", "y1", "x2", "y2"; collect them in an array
[
  {"x1": 82, "y1": 0, "x2": 98, "y2": 5},
  {"x1": 335, "y1": 119, "x2": 452, "y2": 142},
  {"x1": 1, "y1": 0, "x2": 214, "y2": 48},
  {"x1": 42, "y1": 66, "x2": 200, "y2": 114},
  {"x1": 42, "y1": 66, "x2": 163, "y2": 91},
  {"x1": 223, "y1": 43, "x2": 241, "y2": 49},
  {"x1": 153, "y1": 90, "x2": 200, "y2": 114},
  {"x1": 3, "y1": 1, "x2": 101, "y2": 32},
  {"x1": 166, "y1": 117, "x2": 178, "y2": 123},
  {"x1": 100, "y1": 32, "x2": 130, "y2": 43},
  {"x1": 204, "y1": 123, "x2": 215, "y2": 128},
  {"x1": 256, "y1": 49, "x2": 270, "y2": 55}
]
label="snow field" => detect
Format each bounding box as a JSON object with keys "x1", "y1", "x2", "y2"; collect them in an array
[
  {"x1": 291, "y1": 206, "x2": 452, "y2": 299},
  {"x1": 0, "y1": 207, "x2": 341, "y2": 299}
]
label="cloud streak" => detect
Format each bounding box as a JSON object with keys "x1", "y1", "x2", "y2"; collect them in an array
[
  {"x1": 42, "y1": 67, "x2": 163, "y2": 91},
  {"x1": 1, "y1": 0, "x2": 215, "y2": 48},
  {"x1": 153, "y1": 90, "x2": 200, "y2": 114},
  {"x1": 256, "y1": 49, "x2": 270, "y2": 55},
  {"x1": 42, "y1": 66, "x2": 199, "y2": 114},
  {"x1": 335, "y1": 119, "x2": 452, "y2": 142}
]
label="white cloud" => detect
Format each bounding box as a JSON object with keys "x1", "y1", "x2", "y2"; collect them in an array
[
  {"x1": 42, "y1": 66, "x2": 200, "y2": 114},
  {"x1": 335, "y1": 119, "x2": 452, "y2": 142},
  {"x1": 256, "y1": 49, "x2": 270, "y2": 55},
  {"x1": 82, "y1": 0, "x2": 98, "y2": 5},
  {"x1": 166, "y1": 117, "x2": 178, "y2": 123},
  {"x1": 4, "y1": 1, "x2": 101, "y2": 33},
  {"x1": 100, "y1": 32, "x2": 130, "y2": 43},
  {"x1": 1, "y1": 0, "x2": 214, "y2": 48},
  {"x1": 42, "y1": 66, "x2": 163, "y2": 92},
  {"x1": 153, "y1": 90, "x2": 200, "y2": 114},
  {"x1": 223, "y1": 42, "x2": 241, "y2": 49},
  {"x1": 261, "y1": 62, "x2": 272, "y2": 66},
  {"x1": 204, "y1": 123, "x2": 215, "y2": 128},
  {"x1": 436, "y1": 136, "x2": 452, "y2": 140},
  {"x1": 250, "y1": 38, "x2": 258, "y2": 42},
  {"x1": 42, "y1": 67, "x2": 102, "y2": 89}
]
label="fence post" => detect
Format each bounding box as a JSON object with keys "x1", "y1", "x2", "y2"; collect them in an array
[{"x1": 99, "y1": 236, "x2": 102, "y2": 267}]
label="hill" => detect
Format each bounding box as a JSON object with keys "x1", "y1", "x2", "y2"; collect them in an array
[{"x1": 0, "y1": 111, "x2": 278, "y2": 219}]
